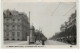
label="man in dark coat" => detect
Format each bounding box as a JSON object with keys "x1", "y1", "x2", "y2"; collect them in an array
[{"x1": 42, "y1": 37, "x2": 46, "y2": 45}]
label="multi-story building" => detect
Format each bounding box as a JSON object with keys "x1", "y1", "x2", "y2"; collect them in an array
[{"x1": 3, "y1": 9, "x2": 30, "y2": 41}]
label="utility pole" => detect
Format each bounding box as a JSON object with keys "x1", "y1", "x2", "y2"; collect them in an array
[{"x1": 29, "y1": 11, "x2": 30, "y2": 45}]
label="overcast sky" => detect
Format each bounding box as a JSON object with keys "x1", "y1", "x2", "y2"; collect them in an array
[{"x1": 3, "y1": 2, "x2": 76, "y2": 39}]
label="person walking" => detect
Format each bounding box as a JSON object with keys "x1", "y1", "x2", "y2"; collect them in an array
[{"x1": 42, "y1": 37, "x2": 46, "y2": 45}]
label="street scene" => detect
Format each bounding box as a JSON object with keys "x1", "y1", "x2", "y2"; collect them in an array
[{"x1": 3, "y1": 2, "x2": 76, "y2": 46}]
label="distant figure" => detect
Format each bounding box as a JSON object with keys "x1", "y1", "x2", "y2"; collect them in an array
[
  {"x1": 42, "y1": 37, "x2": 46, "y2": 45},
  {"x1": 42, "y1": 39, "x2": 45, "y2": 45}
]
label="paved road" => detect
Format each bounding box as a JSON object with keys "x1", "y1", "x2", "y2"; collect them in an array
[
  {"x1": 4, "y1": 40, "x2": 69, "y2": 45},
  {"x1": 45, "y1": 40, "x2": 69, "y2": 45}
]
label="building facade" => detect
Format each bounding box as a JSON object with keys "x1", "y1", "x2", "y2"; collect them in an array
[{"x1": 3, "y1": 9, "x2": 30, "y2": 41}]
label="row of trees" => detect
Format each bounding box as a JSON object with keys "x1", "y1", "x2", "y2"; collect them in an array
[
  {"x1": 50, "y1": 11, "x2": 76, "y2": 45},
  {"x1": 34, "y1": 29, "x2": 47, "y2": 42},
  {"x1": 29, "y1": 25, "x2": 47, "y2": 44}
]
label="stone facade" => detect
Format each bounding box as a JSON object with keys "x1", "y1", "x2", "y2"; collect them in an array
[{"x1": 3, "y1": 9, "x2": 30, "y2": 41}]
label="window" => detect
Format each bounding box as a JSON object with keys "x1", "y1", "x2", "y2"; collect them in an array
[
  {"x1": 12, "y1": 32, "x2": 15, "y2": 36},
  {"x1": 12, "y1": 25, "x2": 15, "y2": 27},
  {"x1": 17, "y1": 25, "x2": 21, "y2": 30},
  {"x1": 18, "y1": 19, "x2": 21, "y2": 23},
  {"x1": 6, "y1": 38, "x2": 9, "y2": 40},
  {"x1": 7, "y1": 19, "x2": 9, "y2": 21},
  {"x1": 18, "y1": 19, "x2": 20, "y2": 21},
  {"x1": 17, "y1": 32, "x2": 20, "y2": 37},
  {"x1": 12, "y1": 25, "x2": 15, "y2": 30},
  {"x1": 6, "y1": 25, "x2": 9, "y2": 29},
  {"x1": 6, "y1": 25, "x2": 9, "y2": 27},
  {"x1": 17, "y1": 32, "x2": 20, "y2": 40},
  {"x1": 13, "y1": 19, "x2": 15, "y2": 21},
  {"x1": 12, "y1": 32, "x2": 15, "y2": 40},
  {"x1": 17, "y1": 39, "x2": 20, "y2": 40},
  {"x1": 12, "y1": 38, "x2": 15, "y2": 40},
  {"x1": 6, "y1": 32, "x2": 9, "y2": 40},
  {"x1": 18, "y1": 25, "x2": 20, "y2": 27},
  {"x1": 7, "y1": 33, "x2": 9, "y2": 36}
]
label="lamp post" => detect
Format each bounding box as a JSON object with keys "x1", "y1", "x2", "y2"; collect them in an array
[{"x1": 29, "y1": 11, "x2": 30, "y2": 45}]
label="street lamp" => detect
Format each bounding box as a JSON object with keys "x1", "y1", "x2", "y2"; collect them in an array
[{"x1": 29, "y1": 11, "x2": 30, "y2": 45}]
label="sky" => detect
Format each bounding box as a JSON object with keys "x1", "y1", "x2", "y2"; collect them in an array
[{"x1": 3, "y1": 2, "x2": 76, "y2": 39}]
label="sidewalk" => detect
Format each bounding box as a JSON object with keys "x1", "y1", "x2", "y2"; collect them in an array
[
  {"x1": 4, "y1": 41, "x2": 29, "y2": 45},
  {"x1": 4, "y1": 41, "x2": 42, "y2": 45}
]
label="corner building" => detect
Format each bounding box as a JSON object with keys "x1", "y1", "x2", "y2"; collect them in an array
[{"x1": 3, "y1": 9, "x2": 30, "y2": 41}]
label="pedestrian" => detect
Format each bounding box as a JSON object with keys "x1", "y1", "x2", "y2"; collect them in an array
[
  {"x1": 42, "y1": 40, "x2": 45, "y2": 45},
  {"x1": 42, "y1": 37, "x2": 46, "y2": 45}
]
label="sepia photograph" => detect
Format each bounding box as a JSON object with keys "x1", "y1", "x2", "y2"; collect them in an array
[{"x1": 2, "y1": 0, "x2": 78, "y2": 48}]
